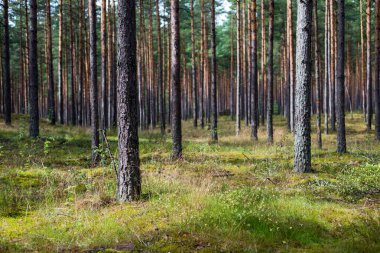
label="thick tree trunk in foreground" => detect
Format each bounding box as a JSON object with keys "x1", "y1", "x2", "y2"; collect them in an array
[
  {"x1": 3, "y1": 0, "x2": 11, "y2": 125},
  {"x1": 251, "y1": 0, "x2": 258, "y2": 140},
  {"x1": 29, "y1": 0, "x2": 39, "y2": 138},
  {"x1": 336, "y1": 0, "x2": 346, "y2": 153},
  {"x1": 294, "y1": 0, "x2": 312, "y2": 173},
  {"x1": 89, "y1": 0, "x2": 99, "y2": 162},
  {"x1": 374, "y1": 0, "x2": 380, "y2": 140},
  {"x1": 211, "y1": 0, "x2": 218, "y2": 142},
  {"x1": 171, "y1": 0, "x2": 182, "y2": 159},
  {"x1": 267, "y1": 0, "x2": 274, "y2": 143},
  {"x1": 46, "y1": 0, "x2": 55, "y2": 125},
  {"x1": 117, "y1": 0, "x2": 141, "y2": 202}
]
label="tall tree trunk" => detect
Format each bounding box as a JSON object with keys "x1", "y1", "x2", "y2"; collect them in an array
[
  {"x1": 313, "y1": 0, "x2": 321, "y2": 148},
  {"x1": 236, "y1": 0, "x2": 241, "y2": 135},
  {"x1": 29, "y1": 0, "x2": 39, "y2": 137},
  {"x1": 294, "y1": 0, "x2": 312, "y2": 173},
  {"x1": 58, "y1": 0, "x2": 63, "y2": 124},
  {"x1": 69, "y1": 0, "x2": 76, "y2": 125},
  {"x1": 156, "y1": 0, "x2": 165, "y2": 134},
  {"x1": 117, "y1": 0, "x2": 140, "y2": 201},
  {"x1": 230, "y1": 14, "x2": 234, "y2": 121},
  {"x1": 366, "y1": 0, "x2": 372, "y2": 131},
  {"x1": 3, "y1": 0, "x2": 11, "y2": 124},
  {"x1": 190, "y1": 0, "x2": 197, "y2": 128},
  {"x1": 267, "y1": 0, "x2": 274, "y2": 143},
  {"x1": 251, "y1": 0, "x2": 258, "y2": 140},
  {"x1": 211, "y1": 0, "x2": 218, "y2": 142},
  {"x1": 171, "y1": 0, "x2": 182, "y2": 159},
  {"x1": 101, "y1": 0, "x2": 108, "y2": 129},
  {"x1": 324, "y1": 0, "x2": 330, "y2": 134},
  {"x1": 89, "y1": 0, "x2": 99, "y2": 162},
  {"x1": 336, "y1": 0, "x2": 346, "y2": 153},
  {"x1": 287, "y1": 0, "x2": 295, "y2": 132},
  {"x1": 329, "y1": 0, "x2": 336, "y2": 131},
  {"x1": 260, "y1": 0, "x2": 266, "y2": 126},
  {"x1": 374, "y1": 0, "x2": 380, "y2": 140},
  {"x1": 46, "y1": 0, "x2": 55, "y2": 125}
]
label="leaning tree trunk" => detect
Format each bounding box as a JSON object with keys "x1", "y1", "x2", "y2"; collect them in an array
[
  {"x1": 89, "y1": 0, "x2": 99, "y2": 162},
  {"x1": 374, "y1": 0, "x2": 380, "y2": 140},
  {"x1": 46, "y1": 0, "x2": 55, "y2": 125},
  {"x1": 336, "y1": 0, "x2": 346, "y2": 153},
  {"x1": 171, "y1": 0, "x2": 182, "y2": 159},
  {"x1": 117, "y1": 0, "x2": 141, "y2": 202},
  {"x1": 294, "y1": 0, "x2": 312, "y2": 173},
  {"x1": 29, "y1": 0, "x2": 39, "y2": 138},
  {"x1": 251, "y1": 0, "x2": 258, "y2": 140},
  {"x1": 267, "y1": 0, "x2": 274, "y2": 143},
  {"x1": 211, "y1": 0, "x2": 218, "y2": 142},
  {"x1": 366, "y1": 0, "x2": 372, "y2": 132},
  {"x1": 3, "y1": 0, "x2": 11, "y2": 125}
]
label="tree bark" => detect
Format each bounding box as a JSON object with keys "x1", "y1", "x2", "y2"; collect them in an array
[
  {"x1": 251, "y1": 0, "x2": 258, "y2": 140},
  {"x1": 171, "y1": 0, "x2": 182, "y2": 159},
  {"x1": 211, "y1": 0, "x2": 218, "y2": 142},
  {"x1": 313, "y1": 0, "x2": 321, "y2": 148},
  {"x1": 3, "y1": 0, "x2": 11, "y2": 125},
  {"x1": 336, "y1": 0, "x2": 346, "y2": 153},
  {"x1": 294, "y1": 0, "x2": 312, "y2": 173},
  {"x1": 267, "y1": 0, "x2": 274, "y2": 143},
  {"x1": 156, "y1": 0, "x2": 165, "y2": 134},
  {"x1": 190, "y1": 0, "x2": 197, "y2": 128},
  {"x1": 58, "y1": 0, "x2": 64, "y2": 124},
  {"x1": 236, "y1": 0, "x2": 241, "y2": 135},
  {"x1": 117, "y1": 0, "x2": 140, "y2": 201},
  {"x1": 374, "y1": 0, "x2": 380, "y2": 140},
  {"x1": 101, "y1": 0, "x2": 108, "y2": 129},
  {"x1": 366, "y1": 0, "x2": 372, "y2": 131},
  {"x1": 89, "y1": 0, "x2": 99, "y2": 162},
  {"x1": 46, "y1": 0, "x2": 55, "y2": 125},
  {"x1": 324, "y1": 0, "x2": 330, "y2": 134}
]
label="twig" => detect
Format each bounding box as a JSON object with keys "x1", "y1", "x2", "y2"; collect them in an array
[{"x1": 100, "y1": 129, "x2": 118, "y2": 178}]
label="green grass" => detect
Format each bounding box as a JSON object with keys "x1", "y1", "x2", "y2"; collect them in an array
[{"x1": 0, "y1": 114, "x2": 379, "y2": 252}]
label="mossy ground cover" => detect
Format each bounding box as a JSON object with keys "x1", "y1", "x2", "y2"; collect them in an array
[{"x1": 0, "y1": 114, "x2": 379, "y2": 252}]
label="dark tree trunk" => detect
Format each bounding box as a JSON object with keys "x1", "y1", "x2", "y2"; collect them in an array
[
  {"x1": 58, "y1": 0, "x2": 63, "y2": 124},
  {"x1": 171, "y1": 0, "x2": 182, "y2": 159},
  {"x1": 29, "y1": 0, "x2": 39, "y2": 138},
  {"x1": 294, "y1": 0, "x2": 312, "y2": 173},
  {"x1": 336, "y1": 0, "x2": 346, "y2": 153},
  {"x1": 101, "y1": 0, "x2": 108, "y2": 129},
  {"x1": 46, "y1": 0, "x2": 55, "y2": 125},
  {"x1": 267, "y1": 0, "x2": 274, "y2": 143},
  {"x1": 366, "y1": 0, "x2": 372, "y2": 131},
  {"x1": 210, "y1": 0, "x2": 218, "y2": 142},
  {"x1": 3, "y1": 0, "x2": 11, "y2": 125},
  {"x1": 156, "y1": 0, "x2": 165, "y2": 135},
  {"x1": 190, "y1": 0, "x2": 197, "y2": 128},
  {"x1": 89, "y1": 0, "x2": 99, "y2": 162},
  {"x1": 251, "y1": 0, "x2": 258, "y2": 140},
  {"x1": 375, "y1": 0, "x2": 380, "y2": 140},
  {"x1": 313, "y1": 0, "x2": 321, "y2": 148},
  {"x1": 117, "y1": 0, "x2": 141, "y2": 202}
]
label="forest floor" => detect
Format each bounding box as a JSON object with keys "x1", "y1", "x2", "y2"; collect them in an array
[{"x1": 0, "y1": 114, "x2": 379, "y2": 252}]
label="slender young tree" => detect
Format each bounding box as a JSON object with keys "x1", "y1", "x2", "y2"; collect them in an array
[
  {"x1": 117, "y1": 0, "x2": 141, "y2": 202},
  {"x1": 171, "y1": 0, "x2": 182, "y2": 159},
  {"x1": 89, "y1": 0, "x2": 99, "y2": 162},
  {"x1": 29, "y1": 0, "x2": 39, "y2": 138},
  {"x1": 294, "y1": 0, "x2": 312, "y2": 173},
  {"x1": 3, "y1": 0, "x2": 11, "y2": 125},
  {"x1": 267, "y1": 0, "x2": 274, "y2": 143},
  {"x1": 190, "y1": 0, "x2": 197, "y2": 128},
  {"x1": 374, "y1": 0, "x2": 380, "y2": 140},
  {"x1": 211, "y1": 0, "x2": 218, "y2": 141},
  {"x1": 46, "y1": 0, "x2": 55, "y2": 125},
  {"x1": 251, "y1": 0, "x2": 258, "y2": 140},
  {"x1": 156, "y1": 0, "x2": 165, "y2": 135},
  {"x1": 336, "y1": 0, "x2": 346, "y2": 153},
  {"x1": 366, "y1": 0, "x2": 372, "y2": 131},
  {"x1": 313, "y1": 0, "x2": 321, "y2": 148}
]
